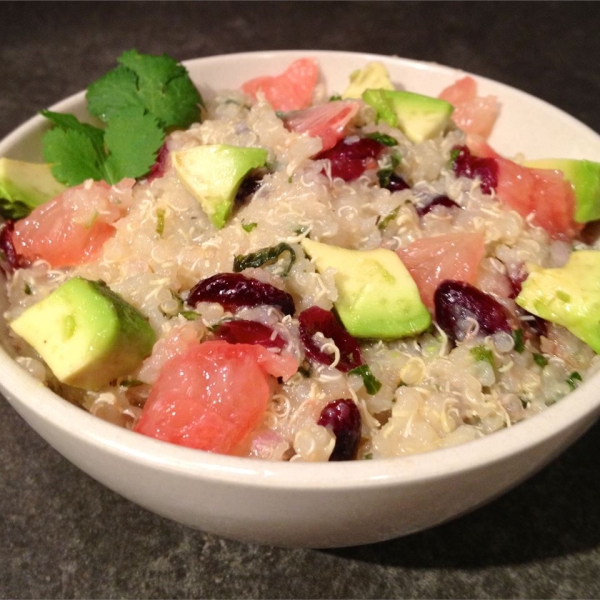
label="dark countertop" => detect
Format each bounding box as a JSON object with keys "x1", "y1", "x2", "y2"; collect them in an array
[{"x1": 1, "y1": 2, "x2": 600, "y2": 598}]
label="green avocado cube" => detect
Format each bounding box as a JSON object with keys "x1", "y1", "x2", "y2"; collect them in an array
[
  {"x1": 10, "y1": 277, "x2": 156, "y2": 390},
  {"x1": 524, "y1": 158, "x2": 600, "y2": 223},
  {"x1": 172, "y1": 144, "x2": 268, "y2": 229},
  {"x1": 301, "y1": 238, "x2": 431, "y2": 339},
  {"x1": 515, "y1": 250, "x2": 600, "y2": 353},
  {"x1": 0, "y1": 158, "x2": 66, "y2": 212},
  {"x1": 362, "y1": 89, "x2": 454, "y2": 143},
  {"x1": 342, "y1": 62, "x2": 395, "y2": 99}
]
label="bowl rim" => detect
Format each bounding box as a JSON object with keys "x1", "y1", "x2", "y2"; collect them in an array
[{"x1": 1, "y1": 49, "x2": 600, "y2": 491}]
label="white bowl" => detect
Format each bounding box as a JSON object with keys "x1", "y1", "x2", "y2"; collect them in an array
[{"x1": 2, "y1": 50, "x2": 600, "y2": 549}]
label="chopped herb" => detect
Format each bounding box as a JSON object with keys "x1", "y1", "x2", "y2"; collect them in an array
[
  {"x1": 566, "y1": 371, "x2": 582, "y2": 390},
  {"x1": 293, "y1": 225, "x2": 308, "y2": 236},
  {"x1": 533, "y1": 353, "x2": 548, "y2": 367},
  {"x1": 363, "y1": 453, "x2": 374, "y2": 460},
  {"x1": 449, "y1": 148, "x2": 461, "y2": 163},
  {"x1": 329, "y1": 94, "x2": 342, "y2": 102},
  {"x1": 512, "y1": 329, "x2": 524, "y2": 353},
  {"x1": 377, "y1": 205, "x2": 400, "y2": 230},
  {"x1": 180, "y1": 310, "x2": 199, "y2": 321},
  {"x1": 365, "y1": 132, "x2": 398, "y2": 146},
  {"x1": 349, "y1": 364, "x2": 382, "y2": 395},
  {"x1": 24, "y1": 282, "x2": 32, "y2": 295},
  {"x1": 233, "y1": 242, "x2": 296, "y2": 276},
  {"x1": 377, "y1": 154, "x2": 400, "y2": 188},
  {"x1": 0, "y1": 197, "x2": 31, "y2": 220},
  {"x1": 470, "y1": 345, "x2": 495, "y2": 366},
  {"x1": 298, "y1": 364, "x2": 311, "y2": 378},
  {"x1": 120, "y1": 379, "x2": 143, "y2": 388},
  {"x1": 156, "y1": 208, "x2": 165, "y2": 236},
  {"x1": 242, "y1": 222, "x2": 258, "y2": 233}
]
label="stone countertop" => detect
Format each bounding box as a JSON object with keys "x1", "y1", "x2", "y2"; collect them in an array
[{"x1": 1, "y1": 2, "x2": 600, "y2": 598}]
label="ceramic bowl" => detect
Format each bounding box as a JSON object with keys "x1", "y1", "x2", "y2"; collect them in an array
[{"x1": 1, "y1": 51, "x2": 600, "y2": 548}]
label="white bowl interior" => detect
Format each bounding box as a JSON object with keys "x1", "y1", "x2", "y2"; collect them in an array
[{"x1": 1, "y1": 50, "x2": 600, "y2": 546}]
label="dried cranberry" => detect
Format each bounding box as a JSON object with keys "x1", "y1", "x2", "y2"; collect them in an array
[
  {"x1": 0, "y1": 221, "x2": 25, "y2": 270},
  {"x1": 318, "y1": 399, "x2": 362, "y2": 461},
  {"x1": 188, "y1": 273, "x2": 295, "y2": 316},
  {"x1": 317, "y1": 137, "x2": 385, "y2": 182},
  {"x1": 434, "y1": 280, "x2": 512, "y2": 341},
  {"x1": 214, "y1": 319, "x2": 285, "y2": 349},
  {"x1": 386, "y1": 174, "x2": 410, "y2": 192},
  {"x1": 147, "y1": 143, "x2": 169, "y2": 181},
  {"x1": 298, "y1": 306, "x2": 362, "y2": 372},
  {"x1": 416, "y1": 195, "x2": 460, "y2": 217},
  {"x1": 235, "y1": 174, "x2": 263, "y2": 204},
  {"x1": 451, "y1": 145, "x2": 498, "y2": 194}
]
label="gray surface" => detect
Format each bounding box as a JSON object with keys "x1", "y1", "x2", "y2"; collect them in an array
[{"x1": 1, "y1": 1, "x2": 600, "y2": 598}]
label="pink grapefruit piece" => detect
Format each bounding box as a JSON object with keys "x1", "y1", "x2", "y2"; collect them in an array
[
  {"x1": 241, "y1": 58, "x2": 319, "y2": 111},
  {"x1": 439, "y1": 76, "x2": 499, "y2": 139},
  {"x1": 12, "y1": 179, "x2": 133, "y2": 268},
  {"x1": 284, "y1": 100, "x2": 362, "y2": 152},
  {"x1": 134, "y1": 340, "x2": 297, "y2": 454},
  {"x1": 397, "y1": 232, "x2": 485, "y2": 310},
  {"x1": 467, "y1": 135, "x2": 581, "y2": 240}
]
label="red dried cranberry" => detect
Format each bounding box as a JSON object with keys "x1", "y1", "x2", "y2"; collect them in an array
[
  {"x1": 451, "y1": 145, "x2": 498, "y2": 194},
  {"x1": 434, "y1": 280, "x2": 511, "y2": 341},
  {"x1": 416, "y1": 195, "x2": 460, "y2": 217},
  {"x1": 386, "y1": 174, "x2": 410, "y2": 192},
  {"x1": 147, "y1": 143, "x2": 169, "y2": 181},
  {"x1": 318, "y1": 399, "x2": 361, "y2": 461},
  {"x1": 0, "y1": 221, "x2": 26, "y2": 270},
  {"x1": 188, "y1": 273, "x2": 295, "y2": 316},
  {"x1": 298, "y1": 306, "x2": 362, "y2": 372},
  {"x1": 214, "y1": 319, "x2": 285, "y2": 349},
  {"x1": 317, "y1": 137, "x2": 385, "y2": 182},
  {"x1": 235, "y1": 174, "x2": 263, "y2": 205}
]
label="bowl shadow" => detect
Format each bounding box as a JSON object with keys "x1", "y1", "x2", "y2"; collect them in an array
[{"x1": 324, "y1": 420, "x2": 600, "y2": 568}]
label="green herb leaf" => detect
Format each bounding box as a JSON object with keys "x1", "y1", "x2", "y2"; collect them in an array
[
  {"x1": 363, "y1": 453, "x2": 374, "y2": 460},
  {"x1": 377, "y1": 153, "x2": 400, "y2": 188},
  {"x1": 120, "y1": 378, "x2": 143, "y2": 388},
  {"x1": 42, "y1": 107, "x2": 163, "y2": 186},
  {"x1": 533, "y1": 353, "x2": 548, "y2": 367},
  {"x1": 0, "y1": 197, "x2": 31, "y2": 220},
  {"x1": 242, "y1": 222, "x2": 257, "y2": 233},
  {"x1": 87, "y1": 49, "x2": 203, "y2": 129},
  {"x1": 377, "y1": 205, "x2": 400, "y2": 231},
  {"x1": 156, "y1": 208, "x2": 166, "y2": 236},
  {"x1": 329, "y1": 94, "x2": 342, "y2": 102},
  {"x1": 349, "y1": 364, "x2": 382, "y2": 395},
  {"x1": 366, "y1": 132, "x2": 398, "y2": 146},
  {"x1": 512, "y1": 329, "x2": 524, "y2": 353},
  {"x1": 233, "y1": 242, "x2": 296, "y2": 276},
  {"x1": 566, "y1": 371, "x2": 582, "y2": 390},
  {"x1": 470, "y1": 345, "x2": 495, "y2": 366}
]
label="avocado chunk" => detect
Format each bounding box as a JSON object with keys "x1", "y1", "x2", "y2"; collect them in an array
[
  {"x1": 172, "y1": 144, "x2": 268, "y2": 229},
  {"x1": 10, "y1": 277, "x2": 156, "y2": 390},
  {"x1": 523, "y1": 158, "x2": 600, "y2": 223},
  {"x1": 515, "y1": 250, "x2": 600, "y2": 353},
  {"x1": 362, "y1": 89, "x2": 454, "y2": 144},
  {"x1": 342, "y1": 62, "x2": 395, "y2": 99},
  {"x1": 301, "y1": 238, "x2": 431, "y2": 339},
  {"x1": 0, "y1": 158, "x2": 66, "y2": 217}
]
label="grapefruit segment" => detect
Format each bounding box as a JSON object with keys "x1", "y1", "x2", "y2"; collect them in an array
[
  {"x1": 241, "y1": 58, "x2": 319, "y2": 111},
  {"x1": 439, "y1": 76, "x2": 499, "y2": 139},
  {"x1": 466, "y1": 135, "x2": 581, "y2": 240},
  {"x1": 284, "y1": 100, "x2": 361, "y2": 153},
  {"x1": 12, "y1": 179, "x2": 133, "y2": 268},
  {"x1": 397, "y1": 232, "x2": 485, "y2": 310},
  {"x1": 134, "y1": 340, "x2": 297, "y2": 454}
]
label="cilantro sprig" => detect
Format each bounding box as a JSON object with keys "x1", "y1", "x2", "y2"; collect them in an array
[{"x1": 42, "y1": 50, "x2": 203, "y2": 187}]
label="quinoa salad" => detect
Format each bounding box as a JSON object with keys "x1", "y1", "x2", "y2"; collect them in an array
[{"x1": 3, "y1": 52, "x2": 600, "y2": 462}]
